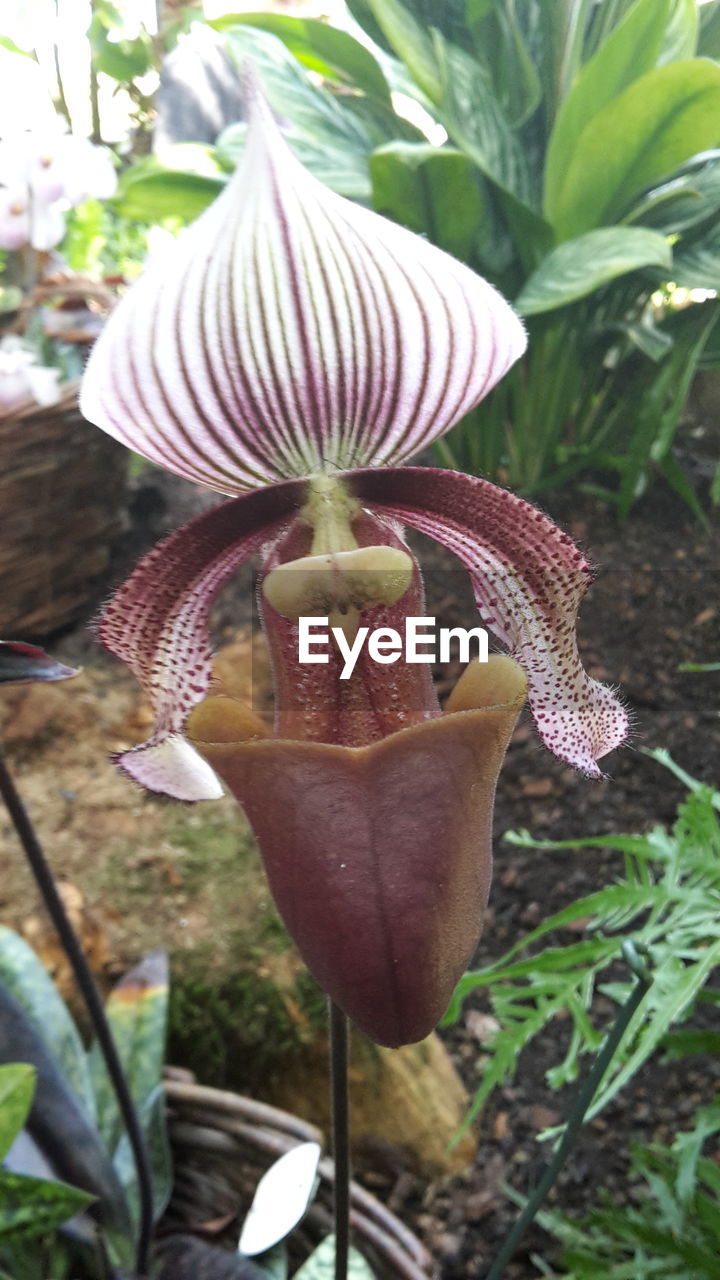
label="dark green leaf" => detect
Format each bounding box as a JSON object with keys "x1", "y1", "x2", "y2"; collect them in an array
[
  {"x1": 0, "y1": 1171, "x2": 92, "y2": 1243},
  {"x1": 113, "y1": 1085, "x2": 172, "y2": 1225},
  {"x1": 699, "y1": 0, "x2": 720, "y2": 58},
  {"x1": 0, "y1": 1066, "x2": 35, "y2": 1162},
  {"x1": 360, "y1": 0, "x2": 442, "y2": 101},
  {"x1": 672, "y1": 223, "x2": 720, "y2": 288},
  {"x1": 89, "y1": 951, "x2": 168, "y2": 1155},
  {"x1": 293, "y1": 1236, "x2": 375, "y2": 1280},
  {"x1": 548, "y1": 59, "x2": 720, "y2": 240},
  {"x1": 114, "y1": 168, "x2": 224, "y2": 221},
  {"x1": 656, "y1": 453, "x2": 707, "y2": 525},
  {"x1": 220, "y1": 24, "x2": 375, "y2": 198},
  {"x1": 370, "y1": 142, "x2": 487, "y2": 261},
  {"x1": 661, "y1": 1028, "x2": 720, "y2": 1059},
  {"x1": 433, "y1": 32, "x2": 533, "y2": 206},
  {"x1": 0, "y1": 928, "x2": 94, "y2": 1121},
  {"x1": 659, "y1": 0, "x2": 699, "y2": 65},
  {"x1": 545, "y1": 0, "x2": 672, "y2": 212},
  {"x1": 515, "y1": 227, "x2": 672, "y2": 315},
  {"x1": 0, "y1": 985, "x2": 132, "y2": 1256},
  {"x1": 253, "y1": 1244, "x2": 288, "y2": 1280},
  {"x1": 631, "y1": 152, "x2": 720, "y2": 234},
  {"x1": 211, "y1": 13, "x2": 390, "y2": 103}
]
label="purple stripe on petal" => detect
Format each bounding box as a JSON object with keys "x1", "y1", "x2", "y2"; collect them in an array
[
  {"x1": 81, "y1": 75, "x2": 526, "y2": 493},
  {"x1": 349, "y1": 467, "x2": 629, "y2": 777},
  {"x1": 100, "y1": 478, "x2": 306, "y2": 800}
]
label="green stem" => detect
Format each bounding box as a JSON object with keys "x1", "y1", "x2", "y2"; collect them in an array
[
  {"x1": 484, "y1": 942, "x2": 652, "y2": 1280},
  {"x1": 329, "y1": 1001, "x2": 350, "y2": 1280}
]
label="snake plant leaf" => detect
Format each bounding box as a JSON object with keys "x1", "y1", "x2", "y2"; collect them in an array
[
  {"x1": 515, "y1": 227, "x2": 672, "y2": 316},
  {"x1": 113, "y1": 1084, "x2": 172, "y2": 1226},
  {"x1": 545, "y1": 0, "x2": 672, "y2": 210},
  {"x1": 0, "y1": 1065, "x2": 35, "y2": 1161},
  {"x1": 293, "y1": 1236, "x2": 375, "y2": 1280},
  {"x1": 0, "y1": 984, "x2": 132, "y2": 1252},
  {"x1": 0, "y1": 1170, "x2": 93, "y2": 1243},
  {"x1": 88, "y1": 950, "x2": 168, "y2": 1154},
  {"x1": 548, "y1": 59, "x2": 720, "y2": 240},
  {"x1": 0, "y1": 928, "x2": 95, "y2": 1121},
  {"x1": 239, "y1": 1142, "x2": 321, "y2": 1256}
]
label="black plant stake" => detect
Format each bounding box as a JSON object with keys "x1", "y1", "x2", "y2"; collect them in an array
[
  {"x1": 0, "y1": 747, "x2": 154, "y2": 1276},
  {"x1": 329, "y1": 1000, "x2": 350, "y2": 1280},
  {"x1": 484, "y1": 941, "x2": 653, "y2": 1280}
]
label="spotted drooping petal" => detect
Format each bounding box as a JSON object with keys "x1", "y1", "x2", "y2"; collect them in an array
[
  {"x1": 99, "y1": 480, "x2": 305, "y2": 801},
  {"x1": 349, "y1": 467, "x2": 628, "y2": 775},
  {"x1": 80, "y1": 77, "x2": 526, "y2": 495}
]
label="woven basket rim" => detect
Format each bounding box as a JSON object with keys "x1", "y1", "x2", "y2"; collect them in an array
[{"x1": 1, "y1": 380, "x2": 81, "y2": 423}]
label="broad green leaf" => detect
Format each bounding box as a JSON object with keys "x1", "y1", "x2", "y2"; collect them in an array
[
  {"x1": 89, "y1": 951, "x2": 168, "y2": 1154},
  {"x1": 0, "y1": 1170, "x2": 92, "y2": 1242},
  {"x1": 671, "y1": 223, "x2": 720, "y2": 288},
  {"x1": 659, "y1": 0, "x2": 699, "y2": 65},
  {"x1": 211, "y1": 13, "x2": 390, "y2": 103},
  {"x1": 114, "y1": 167, "x2": 224, "y2": 222},
  {"x1": 0, "y1": 1066, "x2": 35, "y2": 1162},
  {"x1": 0, "y1": 929, "x2": 94, "y2": 1122},
  {"x1": 548, "y1": 59, "x2": 720, "y2": 240},
  {"x1": 220, "y1": 24, "x2": 375, "y2": 199},
  {"x1": 293, "y1": 1236, "x2": 376, "y2": 1280},
  {"x1": 433, "y1": 32, "x2": 533, "y2": 206},
  {"x1": 545, "y1": 0, "x2": 671, "y2": 210},
  {"x1": 515, "y1": 227, "x2": 672, "y2": 315},
  {"x1": 370, "y1": 142, "x2": 487, "y2": 261},
  {"x1": 360, "y1": 0, "x2": 442, "y2": 101}
]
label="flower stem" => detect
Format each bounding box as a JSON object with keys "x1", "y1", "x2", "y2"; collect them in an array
[
  {"x1": 484, "y1": 942, "x2": 652, "y2": 1280},
  {"x1": 329, "y1": 1000, "x2": 350, "y2": 1280},
  {"x1": 0, "y1": 748, "x2": 154, "y2": 1275}
]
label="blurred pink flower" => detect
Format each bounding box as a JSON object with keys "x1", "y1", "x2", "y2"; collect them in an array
[
  {"x1": 0, "y1": 337, "x2": 61, "y2": 414},
  {"x1": 0, "y1": 130, "x2": 116, "y2": 252}
]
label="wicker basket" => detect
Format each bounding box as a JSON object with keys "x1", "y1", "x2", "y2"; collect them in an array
[
  {"x1": 0, "y1": 383, "x2": 128, "y2": 637},
  {"x1": 160, "y1": 1073, "x2": 435, "y2": 1280}
]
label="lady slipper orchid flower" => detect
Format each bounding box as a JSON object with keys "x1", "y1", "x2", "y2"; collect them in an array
[{"x1": 80, "y1": 79, "x2": 627, "y2": 1047}]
